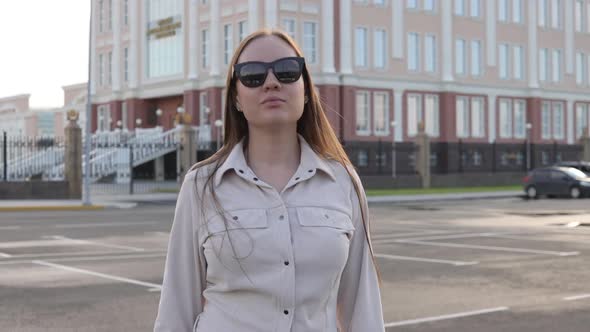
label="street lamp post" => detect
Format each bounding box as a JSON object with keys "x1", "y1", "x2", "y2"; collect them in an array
[
  {"x1": 135, "y1": 118, "x2": 142, "y2": 128},
  {"x1": 526, "y1": 122, "x2": 532, "y2": 171},
  {"x1": 214, "y1": 119, "x2": 223, "y2": 150},
  {"x1": 390, "y1": 121, "x2": 397, "y2": 178}
]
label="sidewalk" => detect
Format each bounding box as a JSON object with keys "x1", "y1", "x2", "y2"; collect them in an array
[{"x1": 0, "y1": 191, "x2": 523, "y2": 212}]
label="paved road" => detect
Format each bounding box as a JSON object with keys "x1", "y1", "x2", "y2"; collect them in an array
[{"x1": 0, "y1": 197, "x2": 589, "y2": 331}]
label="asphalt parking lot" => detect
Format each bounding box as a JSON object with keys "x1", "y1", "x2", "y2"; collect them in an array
[{"x1": 0, "y1": 197, "x2": 589, "y2": 331}]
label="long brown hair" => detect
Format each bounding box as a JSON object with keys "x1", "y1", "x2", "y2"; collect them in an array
[{"x1": 191, "y1": 29, "x2": 380, "y2": 281}]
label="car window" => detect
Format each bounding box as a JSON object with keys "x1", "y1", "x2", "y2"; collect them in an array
[
  {"x1": 550, "y1": 170, "x2": 567, "y2": 180},
  {"x1": 564, "y1": 168, "x2": 587, "y2": 179}
]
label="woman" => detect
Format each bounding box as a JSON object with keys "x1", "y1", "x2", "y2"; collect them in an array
[{"x1": 154, "y1": 29, "x2": 384, "y2": 332}]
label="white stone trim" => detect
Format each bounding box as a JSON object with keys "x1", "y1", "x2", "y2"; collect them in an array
[
  {"x1": 485, "y1": 0, "x2": 496, "y2": 66},
  {"x1": 188, "y1": 0, "x2": 198, "y2": 80},
  {"x1": 565, "y1": 0, "x2": 574, "y2": 74},
  {"x1": 249, "y1": 0, "x2": 258, "y2": 32},
  {"x1": 112, "y1": 0, "x2": 121, "y2": 92},
  {"x1": 392, "y1": 0, "x2": 403, "y2": 59},
  {"x1": 442, "y1": 0, "x2": 453, "y2": 82},
  {"x1": 394, "y1": 90, "x2": 403, "y2": 142},
  {"x1": 91, "y1": 0, "x2": 98, "y2": 95},
  {"x1": 301, "y1": 3, "x2": 320, "y2": 14},
  {"x1": 265, "y1": 0, "x2": 278, "y2": 28},
  {"x1": 488, "y1": 93, "x2": 497, "y2": 142},
  {"x1": 567, "y1": 99, "x2": 574, "y2": 144},
  {"x1": 321, "y1": 0, "x2": 335, "y2": 73},
  {"x1": 210, "y1": 0, "x2": 221, "y2": 77},
  {"x1": 340, "y1": 0, "x2": 352, "y2": 74},
  {"x1": 527, "y1": 0, "x2": 538, "y2": 88}
]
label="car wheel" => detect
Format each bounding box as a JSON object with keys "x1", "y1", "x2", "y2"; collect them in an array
[
  {"x1": 570, "y1": 187, "x2": 581, "y2": 199},
  {"x1": 526, "y1": 186, "x2": 538, "y2": 199}
]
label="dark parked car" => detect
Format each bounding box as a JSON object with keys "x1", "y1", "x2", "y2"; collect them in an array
[
  {"x1": 554, "y1": 161, "x2": 590, "y2": 175},
  {"x1": 523, "y1": 166, "x2": 590, "y2": 199}
]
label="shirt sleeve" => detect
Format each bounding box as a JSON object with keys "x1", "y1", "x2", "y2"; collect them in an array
[
  {"x1": 337, "y1": 168, "x2": 385, "y2": 332},
  {"x1": 154, "y1": 174, "x2": 207, "y2": 332}
]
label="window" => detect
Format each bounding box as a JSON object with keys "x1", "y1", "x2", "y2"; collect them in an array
[
  {"x1": 542, "y1": 102, "x2": 552, "y2": 139},
  {"x1": 202, "y1": 29, "x2": 209, "y2": 68},
  {"x1": 375, "y1": 0, "x2": 386, "y2": 6},
  {"x1": 498, "y1": 0, "x2": 508, "y2": 21},
  {"x1": 456, "y1": 96, "x2": 470, "y2": 138},
  {"x1": 539, "y1": 0, "x2": 548, "y2": 26},
  {"x1": 224, "y1": 24, "x2": 233, "y2": 65},
  {"x1": 552, "y1": 49, "x2": 561, "y2": 82},
  {"x1": 455, "y1": 39, "x2": 466, "y2": 75},
  {"x1": 282, "y1": 18, "x2": 295, "y2": 39},
  {"x1": 124, "y1": 0, "x2": 129, "y2": 26},
  {"x1": 470, "y1": 0, "x2": 480, "y2": 17},
  {"x1": 99, "y1": 0, "x2": 104, "y2": 32},
  {"x1": 424, "y1": 94, "x2": 439, "y2": 137},
  {"x1": 374, "y1": 92, "x2": 389, "y2": 135},
  {"x1": 539, "y1": 48, "x2": 548, "y2": 81},
  {"x1": 454, "y1": 0, "x2": 465, "y2": 16},
  {"x1": 108, "y1": 51, "x2": 112, "y2": 85},
  {"x1": 98, "y1": 54, "x2": 104, "y2": 87},
  {"x1": 553, "y1": 102, "x2": 564, "y2": 139},
  {"x1": 471, "y1": 97, "x2": 485, "y2": 137},
  {"x1": 425, "y1": 35, "x2": 436, "y2": 72},
  {"x1": 303, "y1": 22, "x2": 317, "y2": 64},
  {"x1": 575, "y1": 0, "x2": 584, "y2": 32},
  {"x1": 512, "y1": 0, "x2": 522, "y2": 23},
  {"x1": 424, "y1": 0, "x2": 435, "y2": 11},
  {"x1": 471, "y1": 40, "x2": 481, "y2": 76},
  {"x1": 356, "y1": 91, "x2": 370, "y2": 134},
  {"x1": 514, "y1": 100, "x2": 526, "y2": 138},
  {"x1": 407, "y1": 0, "x2": 418, "y2": 9},
  {"x1": 97, "y1": 105, "x2": 111, "y2": 132},
  {"x1": 407, "y1": 94, "x2": 422, "y2": 137},
  {"x1": 357, "y1": 150, "x2": 368, "y2": 167},
  {"x1": 374, "y1": 29, "x2": 387, "y2": 68},
  {"x1": 499, "y1": 99, "x2": 512, "y2": 138},
  {"x1": 108, "y1": 0, "x2": 113, "y2": 30},
  {"x1": 408, "y1": 32, "x2": 420, "y2": 71},
  {"x1": 576, "y1": 103, "x2": 589, "y2": 138},
  {"x1": 499, "y1": 43, "x2": 509, "y2": 79},
  {"x1": 513, "y1": 45, "x2": 524, "y2": 80},
  {"x1": 124, "y1": 47, "x2": 129, "y2": 82},
  {"x1": 238, "y1": 21, "x2": 248, "y2": 42},
  {"x1": 587, "y1": 2, "x2": 590, "y2": 33},
  {"x1": 551, "y1": 0, "x2": 561, "y2": 29},
  {"x1": 355, "y1": 27, "x2": 368, "y2": 67},
  {"x1": 576, "y1": 52, "x2": 586, "y2": 85},
  {"x1": 199, "y1": 92, "x2": 209, "y2": 125}
]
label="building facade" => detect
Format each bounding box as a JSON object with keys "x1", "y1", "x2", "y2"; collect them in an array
[{"x1": 91, "y1": 0, "x2": 590, "y2": 176}]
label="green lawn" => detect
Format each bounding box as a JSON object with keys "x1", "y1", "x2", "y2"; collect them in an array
[
  {"x1": 365, "y1": 185, "x2": 522, "y2": 197},
  {"x1": 153, "y1": 185, "x2": 522, "y2": 196}
]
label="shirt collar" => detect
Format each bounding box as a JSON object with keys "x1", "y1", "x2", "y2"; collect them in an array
[{"x1": 214, "y1": 133, "x2": 337, "y2": 187}]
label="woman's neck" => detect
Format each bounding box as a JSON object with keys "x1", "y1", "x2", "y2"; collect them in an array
[{"x1": 245, "y1": 129, "x2": 301, "y2": 170}]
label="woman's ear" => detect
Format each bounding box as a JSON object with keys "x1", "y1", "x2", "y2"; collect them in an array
[{"x1": 235, "y1": 98, "x2": 242, "y2": 112}]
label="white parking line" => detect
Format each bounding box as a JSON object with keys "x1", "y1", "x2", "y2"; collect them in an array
[
  {"x1": 372, "y1": 230, "x2": 456, "y2": 241},
  {"x1": 394, "y1": 232, "x2": 499, "y2": 242},
  {"x1": 384, "y1": 307, "x2": 510, "y2": 328},
  {"x1": 0, "y1": 250, "x2": 167, "y2": 265},
  {"x1": 44, "y1": 235, "x2": 145, "y2": 252},
  {"x1": 53, "y1": 221, "x2": 159, "y2": 229},
  {"x1": 41, "y1": 252, "x2": 166, "y2": 263},
  {"x1": 0, "y1": 249, "x2": 154, "y2": 261},
  {"x1": 375, "y1": 253, "x2": 478, "y2": 266},
  {"x1": 0, "y1": 252, "x2": 12, "y2": 258},
  {"x1": 32, "y1": 260, "x2": 162, "y2": 291},
  {"x1": 563, "y1": 294, "x2": 590, "y2": 301},
  {"x1": 400, "y1": 240, "x2": 579, "y2": 256}
]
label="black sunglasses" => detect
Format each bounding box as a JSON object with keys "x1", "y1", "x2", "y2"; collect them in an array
[{"x1": 233, "y1": 57, "x2": 305, "y2": 88}]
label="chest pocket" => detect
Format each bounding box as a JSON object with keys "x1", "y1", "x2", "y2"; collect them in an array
[
  {"x1": 296, "y1": 207, "x2": 355, "y2": 239},
  {"x1": 205, "y1": 209, "x2": 268, "y2": 236}
]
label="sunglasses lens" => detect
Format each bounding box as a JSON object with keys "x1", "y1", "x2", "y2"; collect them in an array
[
  {"x1": 274, "y1": 58, "x2": 302, "y2": 83},
  {"x1": 238, "y1": 63, "x2": 267, "y2": 87}
]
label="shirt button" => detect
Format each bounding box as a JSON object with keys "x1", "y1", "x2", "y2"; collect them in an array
[
  {"x1": 308, "y1": 169, "x2": 313, "y2": 173},
  {"x1": 283, "y1": 310, "x2": 289, "y2": 315},
  {"x1": 284, "y1": 261, "x2": 289, "y2": 266},
  {"x1": 253, "y1": 177, "x2": 259, "y2": 181},
  {"x1": 295, "y1": 177, "x2": 300, "y2": 181},
  {"x1": 279, "y1": 215, "x2": 285, "y2": 220},
  {"x1": 238, "y1": 169, "x2": 244, "y2": 174}
]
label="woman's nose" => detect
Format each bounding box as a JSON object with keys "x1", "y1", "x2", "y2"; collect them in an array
[{"x1": 262, "y1": 69, "x2": 281, "y2": 90}]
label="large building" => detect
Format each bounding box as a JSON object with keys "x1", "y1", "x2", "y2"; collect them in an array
[{"x1": 91, "y1": 0, "x2": 590, "y2": 177}]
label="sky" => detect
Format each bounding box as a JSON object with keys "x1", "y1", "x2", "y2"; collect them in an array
[{"x1": 0, "y1": 1, "x2": 90, "y2": 108}]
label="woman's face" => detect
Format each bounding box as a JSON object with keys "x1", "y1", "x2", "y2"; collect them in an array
[{"x1": 234, "y1": 36, "x2": 305, "y2": 131}]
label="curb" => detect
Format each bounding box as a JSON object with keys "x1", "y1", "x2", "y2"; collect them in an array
[{"x1": 367, "y1": 191, "x2": 523, "y2": 203}]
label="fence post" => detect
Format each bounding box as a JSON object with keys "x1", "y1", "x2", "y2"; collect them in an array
[
  {"x1": 415, "y1": 122, "x2": 431, "y2": 188},
  {"x1": 64, "y1": 112, "x2": 82, "y2": 199},
  {"x1": 129, "y1": 144, "x2": 134, "y2": 195},
  {"x1": 3, "y1": 131, "x2": 6, "y2": 181}
]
